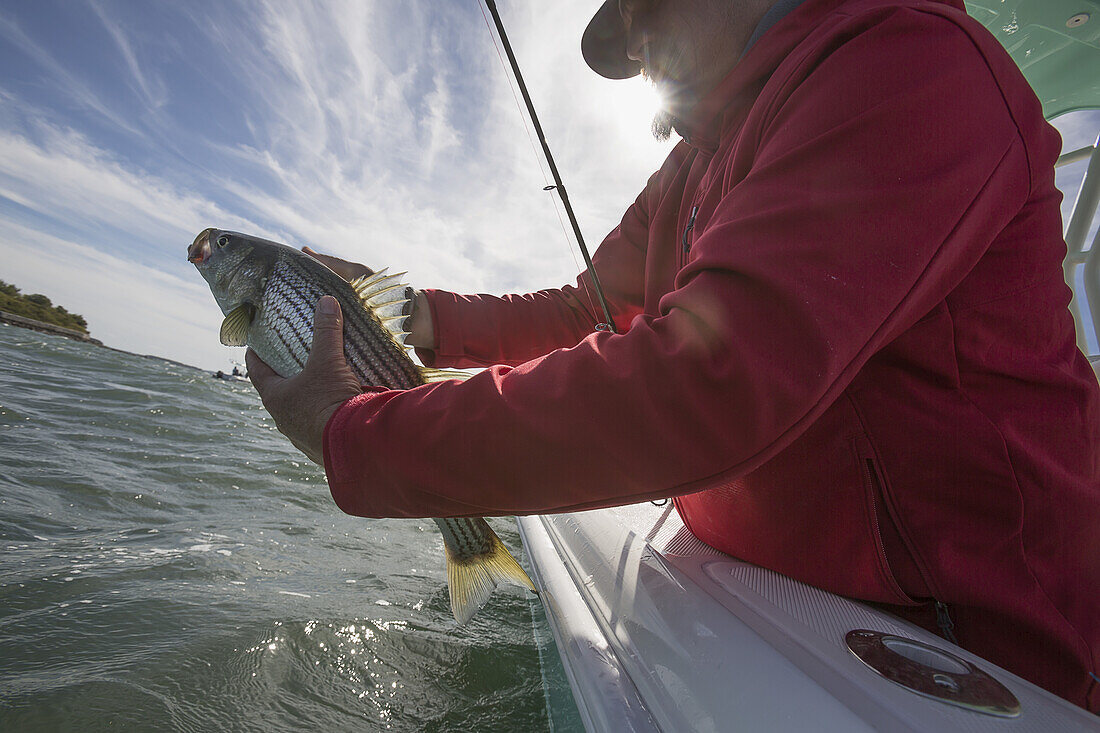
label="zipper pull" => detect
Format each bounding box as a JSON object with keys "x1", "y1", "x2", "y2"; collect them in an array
[
  {"x1": 935, "y1": 601, "x2": 959, "y2": 645},
  {"x1": 682, "y1": 205, "x2": 699, "y2": 254}
]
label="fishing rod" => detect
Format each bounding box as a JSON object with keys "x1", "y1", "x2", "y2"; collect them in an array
[{"x1": 482, "y1": 0, "x2": 618, "y2": 334}]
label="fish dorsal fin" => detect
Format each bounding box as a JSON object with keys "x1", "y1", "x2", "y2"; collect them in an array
[
  {"x1": 219, "y1": 304, "x2": 254, "y2": 346},
  {"x1": 347, "y1": 270, "x2": 472, "y2": 384},
  {"x1": 420, "y1": 368, "x2": 471, "y2": 383},
  {"x1": 350, "y1": 269, "x2": 412, "y2": 341},
  {"x1": 350, "y1": 268, "x2": 407, "y2": 302}
]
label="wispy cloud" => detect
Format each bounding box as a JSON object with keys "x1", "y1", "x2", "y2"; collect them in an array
[
  {"x1": 158, "y1": 0, "x2": 667, "y2": 296},
  {"x1": 0, "y1": 11, "x2": 146, "y2": 138},
  {"x1": 13, "y1": 1, "x2": 1088, "y2": 370},
  {"x1": 0, "y1": 122, "x2": 257, "y2": 251},
  {"x1": 0, "y1": 0, "x2": 676, "y2": 368},
  {"x1": 88, "y1": 0, "x2": 169, "y2": 111}
]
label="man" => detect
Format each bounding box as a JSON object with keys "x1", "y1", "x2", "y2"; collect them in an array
[{"x1": 248, "y1": 0, "x2": 1100, "y2": 711}]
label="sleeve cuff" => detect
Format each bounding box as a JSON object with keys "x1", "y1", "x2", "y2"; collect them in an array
[
  {"x1": 322, "y1": 388, "x2": 392, "y2": 515},
  {"x1": 413, "y1": 289, "x2": 469, "y2": 368},
  {"x1": 411, "y1": 289, "x2": 444, "y2": 367}
]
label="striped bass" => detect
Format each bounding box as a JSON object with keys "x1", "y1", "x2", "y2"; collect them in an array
[{"x1": 188, "y1": 228, "x2": 534, "y2": 623}]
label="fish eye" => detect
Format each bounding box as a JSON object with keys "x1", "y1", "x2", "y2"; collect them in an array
[{"x1": 216, "y1": 235, "x2": 229, "y2": 247}]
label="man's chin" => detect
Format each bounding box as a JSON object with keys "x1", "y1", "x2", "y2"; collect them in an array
[
  {"x1": 651, "y1": 110, "x2": 675, "y2": 141},
  {"x1": 641, "y1": 68, "x2": 688, "y2": 141}
]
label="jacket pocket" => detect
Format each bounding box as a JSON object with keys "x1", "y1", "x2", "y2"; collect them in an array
[{"x1": 853, "y1": 436, "x2": 921, "y2": 606}]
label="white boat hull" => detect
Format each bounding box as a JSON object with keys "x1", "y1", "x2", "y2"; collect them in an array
[{"x1": 518, "y1": 503, "x2": 1100, "y2": 731}]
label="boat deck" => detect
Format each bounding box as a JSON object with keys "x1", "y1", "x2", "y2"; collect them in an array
[{"x1": 519, "y1": 502, "x2": 1100, "y2": 732}]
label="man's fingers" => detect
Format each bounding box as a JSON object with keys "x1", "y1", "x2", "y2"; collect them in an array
[
  {"x1": 243, "y1": 297, "x2": 360, "y2": 467},
  {"x1": 245, "y1": 348, "x2": 281, "y2": 395},
  {"x1": 302, "y1": 247, "x2": 373, "y2": 281},
  {"x1": 305, "y1": 296, "x2": 346, "y2": 370}
]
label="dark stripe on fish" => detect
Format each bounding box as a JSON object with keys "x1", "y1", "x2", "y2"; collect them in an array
[
  {"x1": 271, "y1": 314, "x2": 306, "y2": 370},
  {"x1": 443, "y1": 517, "x2": 493, "y2": 556}
]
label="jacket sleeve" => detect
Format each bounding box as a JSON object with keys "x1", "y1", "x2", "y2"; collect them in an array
[
  {"x1": 324, "y1": 11, "x2": 1032, "y2": 518},
  {"x1": 414, "y1": 179, "x2": 655, "y2": 369}
]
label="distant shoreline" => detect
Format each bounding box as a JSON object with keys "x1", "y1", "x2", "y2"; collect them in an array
[
  {"x1": 1, "y1": 311, "x2": 209, "y2": 374},
  {"x1": 0, "y1": 310, "x2": 102, "y2": 345}
]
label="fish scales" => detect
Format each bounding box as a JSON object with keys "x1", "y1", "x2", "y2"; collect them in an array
[
  {"x1": 258, "y1": 257, "x2": 421, "y2": 389},
  {"x1": 435, "y1": 517, "x2": 494, "y2": 557},
  {"x1": 189, "y1": 228, "x2": 535, "y2": 624},
  {"x1": 251, "y1": 261, "x2": 316, "y2": 376}
]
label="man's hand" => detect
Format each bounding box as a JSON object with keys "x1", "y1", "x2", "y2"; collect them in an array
[
  {"x1": 246, "y1": 296, "x2": 363, "y2": 465},
  {"x1": 303, "y1": 247, "x2": 374, "y2": 281}
]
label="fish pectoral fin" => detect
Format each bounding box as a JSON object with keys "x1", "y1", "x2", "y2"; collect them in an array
[
  {"x1": 445, "y1": 532, "x2": 536, "y2": 625},
  {"x1": 419, "y1": 367, "x2": 471, "y2": 383},
  {"x1": 219, "y1": 304, "x2": 255, "y2": 347}
]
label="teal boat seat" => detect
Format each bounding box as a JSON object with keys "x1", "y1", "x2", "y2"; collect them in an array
[{"x1": 965, "y1": 0, "x2": 1100, "y2": 119}]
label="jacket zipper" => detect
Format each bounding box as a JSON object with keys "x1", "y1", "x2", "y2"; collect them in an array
[
  {"x1": 867, "y1": 458, "x2": 959, "y2": 644},
  {"x1": 682, "y1": 205, "x2": 699, "y2": 256},
  {"x1": 935, "y1": 601, "x2": 959, "y2": 645},
  {"x1": 864, "y1": 457, "x2": 920, "y2": 608},
  {"x1": 863, "y1": 459, "x2": 893, "y2": 579}
]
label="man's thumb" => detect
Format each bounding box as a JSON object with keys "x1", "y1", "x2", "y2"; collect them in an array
[{"x1": 307, "y1": 296, "x2": 345, "y2": 367}]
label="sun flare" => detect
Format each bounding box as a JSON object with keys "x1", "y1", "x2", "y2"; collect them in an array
[
  {"x1": 599, "y1": 76, "x2": 677, "y2": 158},
  {"x1": 613, "y1": 77, "x2": 667, "y2": 127}
]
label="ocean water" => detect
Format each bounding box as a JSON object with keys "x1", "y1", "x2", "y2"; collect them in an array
[{"x1": 0, "y1": 324, "x2": 577, "y2": 732}]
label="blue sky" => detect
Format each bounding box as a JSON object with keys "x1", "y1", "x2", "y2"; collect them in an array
[{"x1": 0, "y1": 0, "x2": 1097, "y2": 370}]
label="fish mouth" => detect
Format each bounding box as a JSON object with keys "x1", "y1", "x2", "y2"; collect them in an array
[{"x1": 188, "y1": 228, "x2": 214, "y2": 264}]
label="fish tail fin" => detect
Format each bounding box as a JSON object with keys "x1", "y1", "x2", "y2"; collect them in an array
[{"x1": 444, "y1": 531, "x2": 536, "y2": 624}]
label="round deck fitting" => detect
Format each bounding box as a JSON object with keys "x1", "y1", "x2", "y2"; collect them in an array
[{"x1": 845, "y1": 630, "x2": 1020, "y2": 717}]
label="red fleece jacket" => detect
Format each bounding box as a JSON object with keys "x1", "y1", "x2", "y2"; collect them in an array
[{"x1": 324, "y1": 0, "x2": 1100, "y2": 710}]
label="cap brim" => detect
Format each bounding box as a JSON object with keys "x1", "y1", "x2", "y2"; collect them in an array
[{"x1": 581, "y1": 0, "x2": 642, "y2": 79}]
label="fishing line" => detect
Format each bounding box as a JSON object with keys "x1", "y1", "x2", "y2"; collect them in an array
[
  {"x1": 474, "y1": 2, "x2": 594, "y2": 313},
  {"x1": 480, "y1": 0, "x2": 618, "y2": 334},
  {"x1": 475, "y1": 0, "x2": 602, "y2": 325}
]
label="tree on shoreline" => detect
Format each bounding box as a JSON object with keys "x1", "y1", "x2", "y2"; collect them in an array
[{"x1": 0, "y1": 280, "x2": 89, "y2": 334}]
